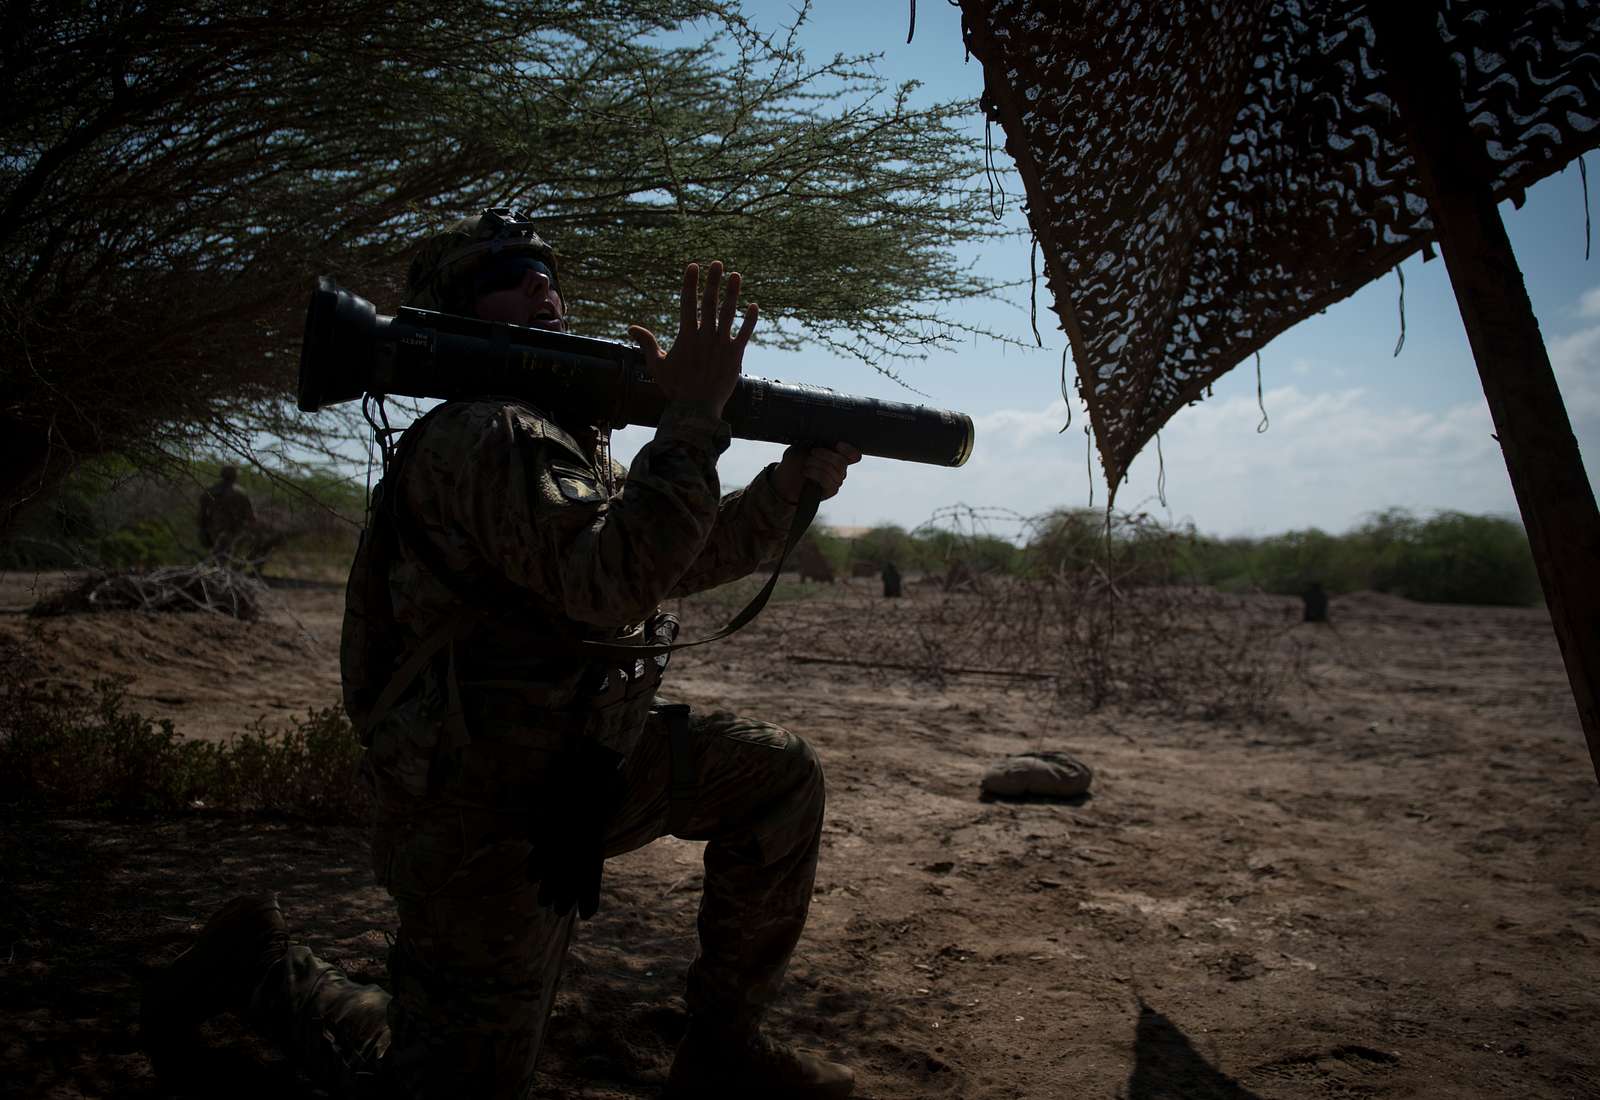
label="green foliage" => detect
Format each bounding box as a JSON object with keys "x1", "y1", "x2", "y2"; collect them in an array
[
  {"x1": 1022, "y1": 508, "x2": 1106, "y2": 574},
  {"x1": 953, "y1": 533, "x2": 1020, "y2": 575},
  {"x1": 96, "y1": 520, "x2": 184, "y2": 570},
  {"x1": 0, "y1": 674, "x2": 210, "y2": 815},
  {"x1": 1244, "y1": 528, "x2": 1354, "y2": 594},
  {"x1": 807, "y1": 525, "x2": 852, "y2": 574},
  {"x1": 1368, "y1": 511, "x2": 1541, "y2": 606},
  {"x1": 850, "y1": 524, "x2": 918, "y2": 570},
  {"x1": 1, "y1": 454, "x2": 363, "y2": 570},
  {"x1": 207, "y1": 707, "x2": 371, "y2": 822},
  {"x1": 819, "y1": 523, "x2": 1020, "y2": 576},
  {"x1": 0, "y1": 638, "x2": 370, "y2": 822},
  {"x1": 836, "y1": 505, "x2": 1538, "y2": 609},
  {"x1": 1176, "y1": 509, "x2": 1538, "y2": 607}
]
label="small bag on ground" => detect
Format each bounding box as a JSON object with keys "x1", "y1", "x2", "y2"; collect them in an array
[{"x1": 980, "y1": 751, "x2": 1093, "y2": 800}]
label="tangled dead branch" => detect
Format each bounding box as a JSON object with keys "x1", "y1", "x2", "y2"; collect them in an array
[
  {"x1": 716, "y1": 507, "x2": 1309, "y2": 720},
  {"x1": 29, "y1": 565, "x2": 264, "y2": 621}
]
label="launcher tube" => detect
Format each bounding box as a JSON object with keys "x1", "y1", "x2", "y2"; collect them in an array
[{"x1": 299, "y1": 278, "x2": 974, "y2": 467}]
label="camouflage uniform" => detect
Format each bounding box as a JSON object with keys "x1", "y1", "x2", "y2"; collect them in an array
[{"x1": 246, "y1": 394, "x2": 824, "y2": 1099}]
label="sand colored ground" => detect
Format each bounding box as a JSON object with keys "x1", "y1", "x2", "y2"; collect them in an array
[{"x1": 2, "y1": 570, "x2": 1597, "y2": 1099}]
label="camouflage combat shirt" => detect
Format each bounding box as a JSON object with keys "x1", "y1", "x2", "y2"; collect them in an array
[{"x1": 361, "y1": 396, "x2": 796, "y2": 765}]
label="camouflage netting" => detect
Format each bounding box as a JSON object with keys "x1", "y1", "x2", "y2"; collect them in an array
[{"x1": 957, "y1": 0, "x2": 1600, "y2": 490}]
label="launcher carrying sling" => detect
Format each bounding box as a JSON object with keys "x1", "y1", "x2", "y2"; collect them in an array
[{"x1": 298, "y1": 277, "x2": 974, "y2": 468}]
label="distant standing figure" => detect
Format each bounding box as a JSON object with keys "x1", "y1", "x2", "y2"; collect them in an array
[
  {"x1": 198, "y1": 466, "x2": 255, "y2": 557},
  {"x1": 881, "y1": 561, "x2": 902, "y2": 598},
  {"x1": 1302, "y1": 580, "x2": 1329, "y2": 623}
]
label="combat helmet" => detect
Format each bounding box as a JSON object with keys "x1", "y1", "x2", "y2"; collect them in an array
[{"x1": 405, "y1": 207, "x2": 563, "y2": 316}]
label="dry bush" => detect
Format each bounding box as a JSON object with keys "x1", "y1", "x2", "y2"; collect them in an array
[
  {"x1": 749, "y1": 507, "x2": 1307, "y2": 720},
  {"x1": 0, "y1": 636, "x2": 368, "y2": 821},
  {"x1": 28, "y1": 565, "x2": 265, "y2": 620}
]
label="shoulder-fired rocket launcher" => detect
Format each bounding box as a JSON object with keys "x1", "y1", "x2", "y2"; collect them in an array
[{"x1": 298, "y1": 278, "x2": 974, "y2": 468}]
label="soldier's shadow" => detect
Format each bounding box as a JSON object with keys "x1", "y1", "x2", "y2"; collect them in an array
[{"x1": 5, "y1": 816, "x2": 954, "y2": 1099}]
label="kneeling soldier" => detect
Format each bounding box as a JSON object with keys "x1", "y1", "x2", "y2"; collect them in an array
[{"x1": 143, "y1": 209, "x2": 861, "y2": 1099}]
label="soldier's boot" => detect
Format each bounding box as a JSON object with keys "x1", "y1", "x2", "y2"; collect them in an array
[
  {"x1": 666, "y1": 1020, "x2": 855, "y2": 1099},
  {"x1": 140, "y1": 894, "x2": 288, "y2": 1076}
]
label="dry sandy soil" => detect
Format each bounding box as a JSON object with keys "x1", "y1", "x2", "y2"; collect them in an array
[{"x1": 2, "y1": 569, "x2": 1598, "y2": 1099}]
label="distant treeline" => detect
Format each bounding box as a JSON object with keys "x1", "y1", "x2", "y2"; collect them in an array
[
  {"x1": 818, "y1": 507, "x2": 1541, "y2": 608},
  {"x1": 0, "y1": 457, "x2": 365, "y2": 572},
  {"x1": 2, "y1": 465, "x2": 1539, "y2": 608},
  {"x1": 1175, "y1": 509, "x2": 1540, "y2": 606}
]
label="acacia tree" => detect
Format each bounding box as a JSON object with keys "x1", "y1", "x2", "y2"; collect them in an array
[{"x1": 0, "y1": 0, "x2": 1012, "y2": 527}]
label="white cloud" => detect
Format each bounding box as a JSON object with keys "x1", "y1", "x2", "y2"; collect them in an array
[
  {"x1": 1096, "y1": 329, "x2": 1598, "y2": 534},
  {"x1": 1123, "y1": 383, "x2": 1512, "y2": 534},
  {"x1": 1549, "y1": 322, "x2": 1600, "y2": 421},
  {"x1": 1578, "y1": 285, "x2": 1600, "y2": 318}
]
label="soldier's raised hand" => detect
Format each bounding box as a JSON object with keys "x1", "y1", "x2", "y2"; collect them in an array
[{"x1": 629, "y1": 261, "x2": 758, "y2": 420}]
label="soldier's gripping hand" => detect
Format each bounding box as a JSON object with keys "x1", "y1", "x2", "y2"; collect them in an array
[
  {"x1": 628, "y1": 261, "x2": 758, "y2": 421},
  {"x1": 773, "y1": 442, "x2": 863, "y2": 504}
]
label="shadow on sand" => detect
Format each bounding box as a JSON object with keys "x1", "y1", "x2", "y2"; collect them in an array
[
  {"x1": 1128, "y1": 998, "x2": 1265, "y2": 1100},
  {"x1": 1, "y1": 816, "x2": 962, "y2": 1099}
]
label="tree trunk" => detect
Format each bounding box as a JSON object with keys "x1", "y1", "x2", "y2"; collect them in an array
[{"x1": 0, "y1": 418, "x2": 72, "y2": 534}]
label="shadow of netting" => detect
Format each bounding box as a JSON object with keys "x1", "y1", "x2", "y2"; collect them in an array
[{"x1": 1128, "y1": 1000, "x2": 1265, "y2": 1100}]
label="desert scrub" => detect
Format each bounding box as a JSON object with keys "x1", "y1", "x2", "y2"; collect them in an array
[
  {"x1": 762, "y1": 508, "x2": 1309, "y2": 719},
  {"x1": 207, "y1": 706, "x2": 370, "y2": 821},
  {"x1": 0, "y1": 637, "x2": 369, "y2": 822}
]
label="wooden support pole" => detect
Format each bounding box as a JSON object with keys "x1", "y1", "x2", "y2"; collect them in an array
[{"x1": 1371, "y1": 5, "x2": 1600, "y2": 786}]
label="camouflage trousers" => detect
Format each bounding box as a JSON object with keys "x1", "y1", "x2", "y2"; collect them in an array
[{"x1": 246, "y1": 704, "x2": 826, "y2": 1099}]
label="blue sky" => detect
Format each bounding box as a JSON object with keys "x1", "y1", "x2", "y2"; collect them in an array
[{"x1": 610, "y1": 1, "x2": 1600, "y2": 538}]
